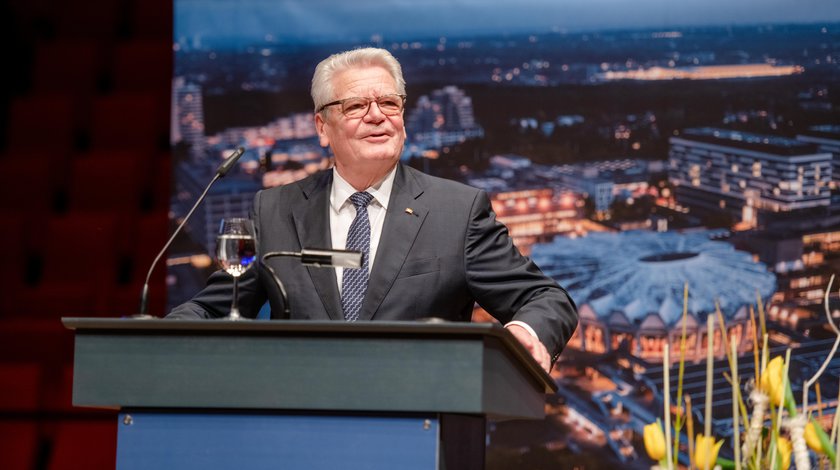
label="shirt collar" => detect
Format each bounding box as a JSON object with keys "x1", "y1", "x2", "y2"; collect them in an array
[{"x1": 330, "y1": 165, "x2": 396, "y2": 214}]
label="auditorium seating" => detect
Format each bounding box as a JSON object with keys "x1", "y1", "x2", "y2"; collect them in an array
[
  {"x1": 0, "y1": 422, "x2": 40, "y2": 470},
  {"x1": 0, "y1": 153, "x2": 68, "y2": 212},
  {"x1": 90, "y1": 92, "x2": 163, "y2": 151},
  {"x1": 0, "y1": 362, "x2": 42, "y2": 411},
  {"x1": 46, "y1": 421, "x2": 118, "y2": 470},
  {"x1": 67, "y1": 150, "x2": 151, "y2": 213},
  {"x1": 112, "y1": 39, "x2": 172, "y2": 92},
  {"x1": 31, "y1": 40, "x2": 106, "y2": 96},
  {"x1": 0, "y1": 0, "x2": 173, "y2": 466},
  {"x1": 53, "y1": 0, "x2": 125, "y2": 41},
  {"x1": 6, "y1": 94, "x2": 81, "y2": 152},
  {"x1": 130, "y1": 0, "x2": 173, "y2": 39}
]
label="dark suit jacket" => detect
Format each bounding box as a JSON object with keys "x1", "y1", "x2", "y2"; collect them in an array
[{"x1": 168, "y1": 164, "x2": 578, "y2": 360}]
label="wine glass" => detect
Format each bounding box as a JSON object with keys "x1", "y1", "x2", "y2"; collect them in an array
[{"x1": 216, "y1": 218, "x2": 257, "y2": 320}]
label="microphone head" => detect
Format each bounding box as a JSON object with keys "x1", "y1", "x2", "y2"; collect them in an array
[
  {"x1": 216, "y1": 147, "x2": 245, "y2": 177},
  {"x1": 300, "y1": 249, "x2": 362, "y2": 268}
]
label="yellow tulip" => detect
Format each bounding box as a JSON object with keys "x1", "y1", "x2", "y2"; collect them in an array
[
  {"x1": 777, "y1": 436, "x2": 792, "y2": 469},
  {"x1": 694, "y1": 434, "x2": 723, "y2": 470},
  {"x1": 643, "y1": 421, "x2": 666, "y2": 461},
  {"x1": 805, "y1": 421, "x2": 825, "y2": 454},
  {"x1": 760, "y1": 356, "x2": 786, "y2": 407}
]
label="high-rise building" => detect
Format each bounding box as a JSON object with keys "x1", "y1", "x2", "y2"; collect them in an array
[
  {"x1": 406, "y1": 85, "x2": 484, "y2": 148},
  {"x1": 172, "y1": 77, "x2": 206, "y2": 160},
  {"x1": 172, "y1": 162, "x2": 260, "y2": 254},
  {"x1": 669, "y1": 128, "x2": 832, "y2": 227}
]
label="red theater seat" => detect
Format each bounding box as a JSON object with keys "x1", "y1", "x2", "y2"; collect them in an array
[
  {"x1": 0, "y1": 422, "x2": 39, "y2": 470},
  {"x1": 7, "y1": 94, "x2": 82, "y2": 152},
  {"x1": 40, "y1": 213, "x2": 121, "y2": 284},
  {"x1": 113, "y1": 40, "x2": 173, "y2": 92},
  {"x1": 111, "y1": 210, "x2": 170, "y2": 316},
  {"x1": 147, "y1": 151, "x2": 172, "y2": 211},
  {"x1": 10, "y1": 214, "x2": 122, "y2": 318},
  {"x1": 41, "y1": 363, "x2": 74, "y2": 414},
  {"x1": 0, "y1": 362, "x2": 42, "y2": 411},
  {"x1": 0, "y1": 319, "x2": 73, "y2": 365},
  {"x1": 129, "y1": 0, "x2": 172, "y2": 39},
  {"x1": 54, "y1": 0, "x2": 124, "y2": 40},
  {"x1": 0, "y1": 211, "x2": 29, "y2": 288},
  {"x1": 90, "y1": 92, "x2": 161, "y2": 152},
  {"x1": 31, "y1": 40, "x2": 106, "y2": 96},
  {"x1": 125, "y1": 211, "x2": 169, "y2": 274},
  {"x1": 47, "y1": 421, "x2": 117, "y2": 470},
  {"x1": 67, "y1": 150, "x2": 150, "y2": 213},
  {"x1": 0, "y1": 152, "x2": 68, "y2": 212}
]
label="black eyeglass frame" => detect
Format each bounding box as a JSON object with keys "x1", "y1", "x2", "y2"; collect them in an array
[{"x1": 317, "y1": 94, "x2": 407, "y2": 117}]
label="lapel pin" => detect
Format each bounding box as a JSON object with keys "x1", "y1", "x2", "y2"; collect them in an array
[{"x1": 405, "y1": 208, "x2": 415, "y2": 216}]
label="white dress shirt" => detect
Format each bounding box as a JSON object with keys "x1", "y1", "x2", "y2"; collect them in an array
[{"x1": 329, "y1": 166, "x2": 396, "y2": 295}]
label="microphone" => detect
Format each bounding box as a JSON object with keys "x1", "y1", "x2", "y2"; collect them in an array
[
  {"x1": 215, "y1": 146, "x2": 245, "y2": 177},
  {"x1": 261, "y1": 248, "x2": 363, "y2": 318},
  {"x1": 136, "y1": 147, "x2": 245, "y2": 317}
]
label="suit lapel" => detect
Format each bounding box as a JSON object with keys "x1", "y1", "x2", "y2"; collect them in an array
[
  {"x1": 359, "y1": 165, "x2": 428, "y2": 321},
  {"x1": 291, "y1": 171, "x2": 344, "y2": 320}
]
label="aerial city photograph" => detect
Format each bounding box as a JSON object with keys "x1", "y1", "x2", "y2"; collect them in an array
[{"x1": 163, "y1": 0, "x2": 840, "y2": 468}]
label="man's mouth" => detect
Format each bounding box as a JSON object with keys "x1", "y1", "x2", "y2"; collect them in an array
[{"x1": 363, "y1": 132, "x2": 390, "y2": 140}]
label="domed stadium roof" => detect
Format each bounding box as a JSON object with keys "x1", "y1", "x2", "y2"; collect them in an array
[{"x1": 530, "y1": 231, "x2": 776, "y2": 325}]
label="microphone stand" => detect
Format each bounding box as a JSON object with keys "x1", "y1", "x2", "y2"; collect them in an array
[
  {"x1": 261, "y1": 248, "x2": 362, "y2": 319},
  {"x1": 136, "y1": 147, "x2": 245, "y2": 317}
]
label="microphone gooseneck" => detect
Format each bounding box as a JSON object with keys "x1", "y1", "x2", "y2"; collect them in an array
[
  {"x1": 137, "y1": 147, "x2": 245, "y2": 316},
  {"x1": 260, "y1": 249, "x2": 363, "y2": 319}
]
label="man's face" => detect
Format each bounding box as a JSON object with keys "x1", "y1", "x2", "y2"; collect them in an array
[{"x1": 315, "y1": 66, "x2": 406, "y2": 176}]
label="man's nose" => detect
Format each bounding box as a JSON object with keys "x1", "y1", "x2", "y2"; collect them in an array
[{"x1": 363, "y1": 101, "x2": 387, "y2": 123}]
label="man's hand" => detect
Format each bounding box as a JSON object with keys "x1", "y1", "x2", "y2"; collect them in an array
[{"x1": 505, "y1": 324, "x2": 551, "y2": 373}]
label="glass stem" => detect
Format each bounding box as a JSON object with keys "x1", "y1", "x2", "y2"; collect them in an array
[{"x1": 230, "y1": 275, "x2": 241, "y2": 319}]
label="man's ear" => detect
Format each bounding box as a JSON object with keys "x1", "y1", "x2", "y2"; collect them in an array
[{"x1": 314, "y1": 112, "x2": 330, "y2": 147}]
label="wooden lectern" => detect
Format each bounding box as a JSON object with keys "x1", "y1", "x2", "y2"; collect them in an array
[{"x1": 62, "y1": 318, "x2": 556, "y2": 470}]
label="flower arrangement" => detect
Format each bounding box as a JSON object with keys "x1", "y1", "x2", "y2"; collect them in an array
[{"x1": 644, "y1": 279, "x2": 840, "y2": 470}]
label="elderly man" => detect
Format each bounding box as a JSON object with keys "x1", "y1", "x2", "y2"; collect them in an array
[{"x1": 168, "y1": 48, "x2": 578, "y2": 371}]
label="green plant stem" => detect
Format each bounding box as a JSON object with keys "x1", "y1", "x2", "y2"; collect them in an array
[
  {"x1": 784, "y1": 382, "x2": 797, "y2": 417},
  {"x1": 717, "y1": 457, "x2": 736, "y2": 470}
]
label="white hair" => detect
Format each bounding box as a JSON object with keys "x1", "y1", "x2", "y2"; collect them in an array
[{"x1": 311, "y1": 47, "x2": 406, "y2": 114}]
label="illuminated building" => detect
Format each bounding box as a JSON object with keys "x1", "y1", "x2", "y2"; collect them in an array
[
  {"x1": 406, "y1": 85, "x2": 484, "y2": 148},
  {"x1": 208, "y1": 112, "x2": 316, "y2": 148},
  {"x1": 669, "y1": 128, "x2": 832, "y2": 227},
  {"x1": 733, "y1": 217, "x2": 840, "y2": 311},
  {"x1": 556, "y1": 159, "x2": 664, "y2": 215},
  {"x1": 171, "y1": 77, "x2": 206, "y2": 160},
  {"x1": 173, "y1": 160, "x2": 261, "y2": 253},
  {"x1": 597, "y1": 63, "x2": 803, "y2": 81},
  {"x1": 490, "y1": 188, "x2": 584, "y2": 254},
  {"x1": 797, "y1": 125, "x2": 840, "y2": 189},
  {"x1": 530, "y1": 230, "x2": 776, "y2": 360}
]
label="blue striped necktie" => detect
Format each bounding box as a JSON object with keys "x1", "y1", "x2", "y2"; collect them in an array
[{"x1": 341, "y1": 191, "x2": 374, "y2": 321}]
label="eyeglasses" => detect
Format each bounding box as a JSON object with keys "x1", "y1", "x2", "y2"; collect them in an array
[{"x1": 318, "y1": 94, "x2": 407, "y2": 118}]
